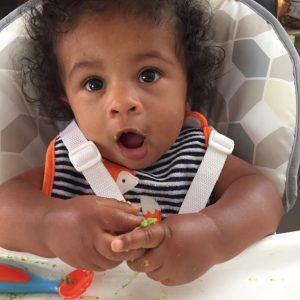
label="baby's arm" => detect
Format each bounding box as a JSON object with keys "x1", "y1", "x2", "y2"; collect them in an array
[
  {"x1": 111, "y1": 154, "x2": 283, "y2": 285},
  {"x1": 0, "y1": 167, "x2": 144, "y2": 270},
  {"x1": 202, "y1": 155, "x2": 283, "y2": 260}
]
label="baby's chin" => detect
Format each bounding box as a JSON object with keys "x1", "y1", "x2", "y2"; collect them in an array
[
  {"x1": 113, "y1": 157, "x2": 156, "y2": 170},
  {"x1": 103, "y1": 151, "x2": 157, "y2": 170}
]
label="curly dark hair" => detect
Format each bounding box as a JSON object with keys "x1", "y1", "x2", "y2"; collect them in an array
[{"x1": 21, "y1": 0, "x2": 224, "y2": 120}]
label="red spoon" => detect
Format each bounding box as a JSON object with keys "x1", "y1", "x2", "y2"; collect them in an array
[
  {"x1": 59, "y1": 269, "x2": 94, "y2": 299},
  {"x1": 0, "y1": 263, "x2": 94, "y2": 299}
]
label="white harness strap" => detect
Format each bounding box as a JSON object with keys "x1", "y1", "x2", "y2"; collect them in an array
[
  {"x1": 179, "y1": 129, "x2": 234, "y2": 213},
  {"x1": 60, "y1": 120, "x2": 234, "y2": 213},
  {"x1": 60, "y1": 120, "x2": 125, "y2": 201}
]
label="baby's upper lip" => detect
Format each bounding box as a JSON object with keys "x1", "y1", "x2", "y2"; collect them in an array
[{"x1": 115, "y1": 128, "x2": 146, "y2": 141}]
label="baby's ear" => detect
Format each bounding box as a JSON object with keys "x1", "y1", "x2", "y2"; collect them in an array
[
  {"x1": 185, "y1": 98, "x2": 192, "y2": 112},
  {"x1": 61, "y1": 95, "x2": 69, "y2": 104},
  {"x1": 60, "y1": 96, "x2": 71, "y2": 111}
]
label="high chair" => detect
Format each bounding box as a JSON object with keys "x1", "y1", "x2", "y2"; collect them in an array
[{"x1": 0, "y1": 0, "x2": 299, "y2": 227}]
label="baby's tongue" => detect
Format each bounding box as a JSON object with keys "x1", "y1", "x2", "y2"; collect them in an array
[{"x1": 119, "y1": 132, "x2": 144, "y2": 149}]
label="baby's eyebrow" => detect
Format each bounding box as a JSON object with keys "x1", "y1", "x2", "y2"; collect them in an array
[
  {"x1": 68, "y1": 60, "x2": 103, "y2": 79},
  {"x1": 134, "y1": 50, "x2": 175, "y2": 66},
  {"x1": 66, "y1": 50, "x2": 174, "y2": 80}
]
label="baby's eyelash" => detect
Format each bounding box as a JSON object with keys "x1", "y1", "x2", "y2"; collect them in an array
[
  {"x1": 140, "y1": 67, "x2": 162, "y2": 75},
  {"x1": 138, "y1": 68, "x2": 162, "y2": 83},
  {"x1": 83, "y1": 77, "x2": 104, "y2": 91}
]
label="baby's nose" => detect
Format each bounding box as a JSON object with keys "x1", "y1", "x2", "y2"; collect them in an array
[
  {"x1": 108, "y1": 87, "x2": 141, "y2": 117},
  {"x1": 110, "y1": 101, "x2": 138, "y2": 116}
]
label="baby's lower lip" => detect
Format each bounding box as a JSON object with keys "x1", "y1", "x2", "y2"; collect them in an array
[{"x1": 117, "y1": 139, "x2": 148, "y2": 160}]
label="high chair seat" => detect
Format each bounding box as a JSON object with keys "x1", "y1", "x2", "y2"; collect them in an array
[{"x1": 0, "y1": 0, "x2": 299, "y2": 213}]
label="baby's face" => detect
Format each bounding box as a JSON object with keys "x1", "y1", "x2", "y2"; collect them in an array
[{"x1": 56, "y1": 12, "x2": 188, "y2": 169}]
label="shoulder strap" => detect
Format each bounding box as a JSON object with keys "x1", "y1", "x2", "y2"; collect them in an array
[
  {"x1": 179, "y1": 113, "x2": 234, "y2": 213},
  {"x1": 42, "y1": 138, "x2": 56, "y2": 196},
  {"x1": 60, "y1": 120, "x2": 125, "y2": 201},
  {"x1": 59, "y1": 116, "x2": 234, "y2": 213}
]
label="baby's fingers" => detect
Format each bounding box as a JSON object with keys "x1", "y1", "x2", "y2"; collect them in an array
[
  {"x1": 95, "y1": 197, "x2": 141, "y2": 214},
  {"x1": 111, "y1": 224, "x2": 168, "y2": 252},
  {"x1": 94, "y1": 232, "x2": 146, "y2": 263},
  {"x1": 103, "y1": 210, "x2": 144, "y2": 234}
]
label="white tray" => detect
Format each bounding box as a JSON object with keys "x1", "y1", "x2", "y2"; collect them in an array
[{"x1": 1, "y1": 230, "x2": 300, "y2": 300}]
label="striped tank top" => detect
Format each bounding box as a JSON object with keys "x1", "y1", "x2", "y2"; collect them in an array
[{"x1": 47, "y1": 127, "x2": 207, "y2": 218}]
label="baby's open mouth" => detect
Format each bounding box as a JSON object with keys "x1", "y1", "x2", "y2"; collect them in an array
[
  {"x1": 116, "y1": 130, "x2": 148, "y2": 160},
  {"x1": 117, "y1": 131, "x2": 145, "y2": 149}
]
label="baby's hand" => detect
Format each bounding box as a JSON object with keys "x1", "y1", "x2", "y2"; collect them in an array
[
  {"x1": 111, "y1": 213, "x2": 221, "y2": 285},
  {"x1": 43, "y1": 195, "x2": 144, "y2": 271}
]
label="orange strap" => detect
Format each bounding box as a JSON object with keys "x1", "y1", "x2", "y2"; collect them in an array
[
  {"x1": 42, "y1": 138, "x2": 56, "y2": 197},
  {"x1": 185, "y1": 111, "x2": 212, "y2": 146}
]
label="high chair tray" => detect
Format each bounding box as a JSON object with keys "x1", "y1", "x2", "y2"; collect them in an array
[{"x1": 0, "y1": 231, "x2": 300, "y2": 300}]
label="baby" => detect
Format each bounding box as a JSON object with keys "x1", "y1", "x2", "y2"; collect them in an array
[{"x1": 0, "y1": 0, "x2": 283, "y2": 286}]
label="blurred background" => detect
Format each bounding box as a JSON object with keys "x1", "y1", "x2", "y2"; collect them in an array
[
  {"x1": 0, "y1": 0, "x2": 278, "y2": 19},
  {"x1": 0, "y1": 0, "x2": 25, "y2": 19}
]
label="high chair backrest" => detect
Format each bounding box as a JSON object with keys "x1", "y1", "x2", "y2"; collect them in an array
[
  {"x1": 0, "y1": 0, "x2": 299, "y2": 212},
  {"x1": 207, "y1": 0, "x2": 300, "y2": 212}
]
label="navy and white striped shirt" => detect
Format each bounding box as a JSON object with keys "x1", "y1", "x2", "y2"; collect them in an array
[{"x1": 51, "y1": 127, "x2": 207, "y2": 218}]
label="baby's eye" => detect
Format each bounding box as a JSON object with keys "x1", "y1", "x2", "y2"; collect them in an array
[
  {"x1": 138, "y1": 69, "x2": 160, "y2": 83},
  {"x1": 84, "y1": 78, "x2": 104, "y2": 91}
]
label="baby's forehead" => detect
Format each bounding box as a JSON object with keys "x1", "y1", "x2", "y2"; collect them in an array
[
  {"x1": 64, "y1": 9, "x2": 181, "y2": 48},
  {"x1": 67, "y1": 7, "x2": 177, "y2": 30},
  {"x1": 56, "y1": 9, "x2": 180, "y2": 49},
  {"x1": 55, "y1": 12, "x2": 185, "y2": 77},
  {"x1": 56, "y1": 1, "x2": 178, "y2": 27}
]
